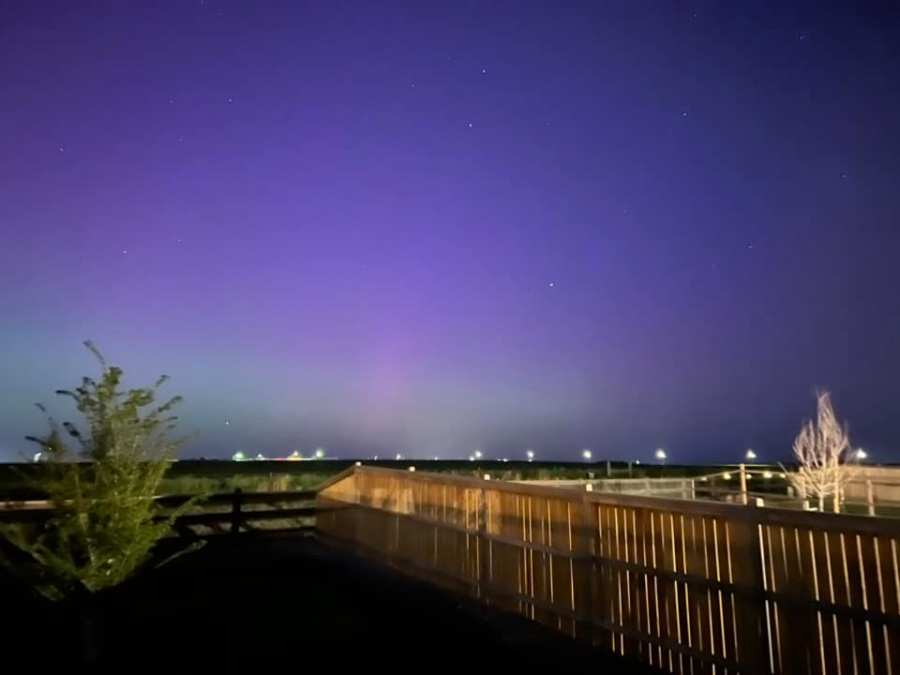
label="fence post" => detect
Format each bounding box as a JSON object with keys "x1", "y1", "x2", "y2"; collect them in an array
[
  {"x1": 739, "y1": 464, "x2": 749, "y2": 505},
  {"x1": 231, "y1": 488, "x2": 243, "y2": 535},
  {"x1": 867, "y1": 480, "x2": 875, "y2": 516},
  {"x1": 733, "y1": 508, "x2": 772, "y2": 675},
  {"x1": 582, "y1": 493, "x2": 599, "y2": 645},
  {"x1": 477, "y1": 486, "x2": 488, "y2": 601}
]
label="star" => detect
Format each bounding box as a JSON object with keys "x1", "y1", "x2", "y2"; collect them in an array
[
  {"x1": 467, "y1": 122, "x2": 473, "y2": 128},
  {"x1": 122, "y1": 249, "x2": 128, "y2": 255},
  {"x1": 226, "y1": 96, "x2": 233, "y2": 104},
  {"x1": 225, "y1": 419, "x2": 231, "y2": 426},
  {"x1": 481, "y1": 68, "x2": 487, "y2": 74},
  {"x1": 58, "y1": 145, "x2": 65, "y2": 153},
  {"x1": 681, "y1": 111, "x2": 689, "y2": 117},
  {"x1": 840, "y1": 172, "x2": 848, "y2": 179},
  {"x1": 548, "y1": 282, "x2": 555, "y2": 288}
]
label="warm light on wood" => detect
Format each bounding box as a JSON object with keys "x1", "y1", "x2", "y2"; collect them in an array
[{"x1": 316, "y1": 465, "x2": 900, "y2": 675}]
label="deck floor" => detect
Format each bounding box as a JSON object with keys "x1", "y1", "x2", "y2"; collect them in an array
[{"x1": 2, "y1": 534, "x2": 656, "y2": 671}]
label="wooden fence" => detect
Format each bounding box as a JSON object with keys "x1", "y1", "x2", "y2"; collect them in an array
[
  {"x1": 0, "y1": 489, "x2": 318, "y2": 537},
  {"x1": 316, "y1": 466, "x2": 900, "y2": 675}
]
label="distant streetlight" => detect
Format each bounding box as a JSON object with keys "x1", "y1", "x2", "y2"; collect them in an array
[
  {"x1": 474, "y1": 450, "x2": 483, "y2": 459},
  {"x1": 232, "y1": 451, "x2": 246, "y2": 462},
  {"x1": 854, "y1": 448, "x2": 868, "y2": 461},
  {"x1": 395, "y1": 453, "x2": 403, "y2": 460},
  {"x1": 582, "y1": 449, "x2": 592, "y2": 461},
  {"x1": 526, "y1": 450, "x2": 535, "y2": 462},
  {"x1": 255, "y1": 453, "x2": 265, "y2": 461},
  {"x1": 468, "y1": 455, "x2": 475, "y2": 462},
  {"x1": 655, "y1": 448, "x2": 667, "y2": 463},
  {"x1": 314, "y1": 448, "x2": 325, "y2": 459},
  {"x1": 32, "y1": 452, "x2": 43, "y2": 463},
  {"x1": 745, "y1": 449, "x2": 757, "y2": 461}
]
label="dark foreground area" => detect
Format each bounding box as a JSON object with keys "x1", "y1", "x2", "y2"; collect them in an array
[{"x1": 2, "y1": 534, "x2": 654, "y2": 672}]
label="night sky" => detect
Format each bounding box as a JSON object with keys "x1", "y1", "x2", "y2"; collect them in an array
[{"x1": 2, "y1": 1, "x2": 899, "y2": 463}]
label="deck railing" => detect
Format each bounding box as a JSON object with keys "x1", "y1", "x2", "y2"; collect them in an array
[
  {"x1": 316, "y1": 465, "x2": 900, "y2": 675},
  {"x1": 0, "y1": 489, "x2": 318, "y2": 537}
]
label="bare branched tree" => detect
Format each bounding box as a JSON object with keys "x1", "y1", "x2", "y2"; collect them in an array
[{"x1": 785, "y1": 391, "x2": 854, "y2": 512}]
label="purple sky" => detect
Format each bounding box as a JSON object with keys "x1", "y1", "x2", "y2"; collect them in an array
[{"x1": 2, "y1": 1, "x2": 899, "y2": 463}]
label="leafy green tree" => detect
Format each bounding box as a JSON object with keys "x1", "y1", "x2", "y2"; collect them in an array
[{"x1": 1, "y1": 342, "x2": 198, "y2": 600}]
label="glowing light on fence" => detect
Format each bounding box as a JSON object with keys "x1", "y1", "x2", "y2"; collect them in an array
[
  {"x1": 723, "y1": 472, "x2": 732, "y2": 480},
  {"x1": 762, "y1": 471, "x2": 773, "y2": 479}
]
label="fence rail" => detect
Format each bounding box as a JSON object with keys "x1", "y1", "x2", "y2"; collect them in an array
[
  {"x1": 317, "y1": 466, "x2": 900, "y2": 675},
  {"x1": 0, "y1": 489, "x2": 319, "y2": 537}
]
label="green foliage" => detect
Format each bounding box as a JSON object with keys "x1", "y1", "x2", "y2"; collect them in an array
[
  {"x1": 160, "y1": 472, "x2": 324, "y2": 495},
  {"x1": 1, "y1": 342, "x2": 198, "y2": 600}
]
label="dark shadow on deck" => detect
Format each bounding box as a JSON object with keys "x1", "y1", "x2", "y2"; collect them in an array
[{"x1": 2, "y1": 534, "x2": 656, "y2": 671}]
